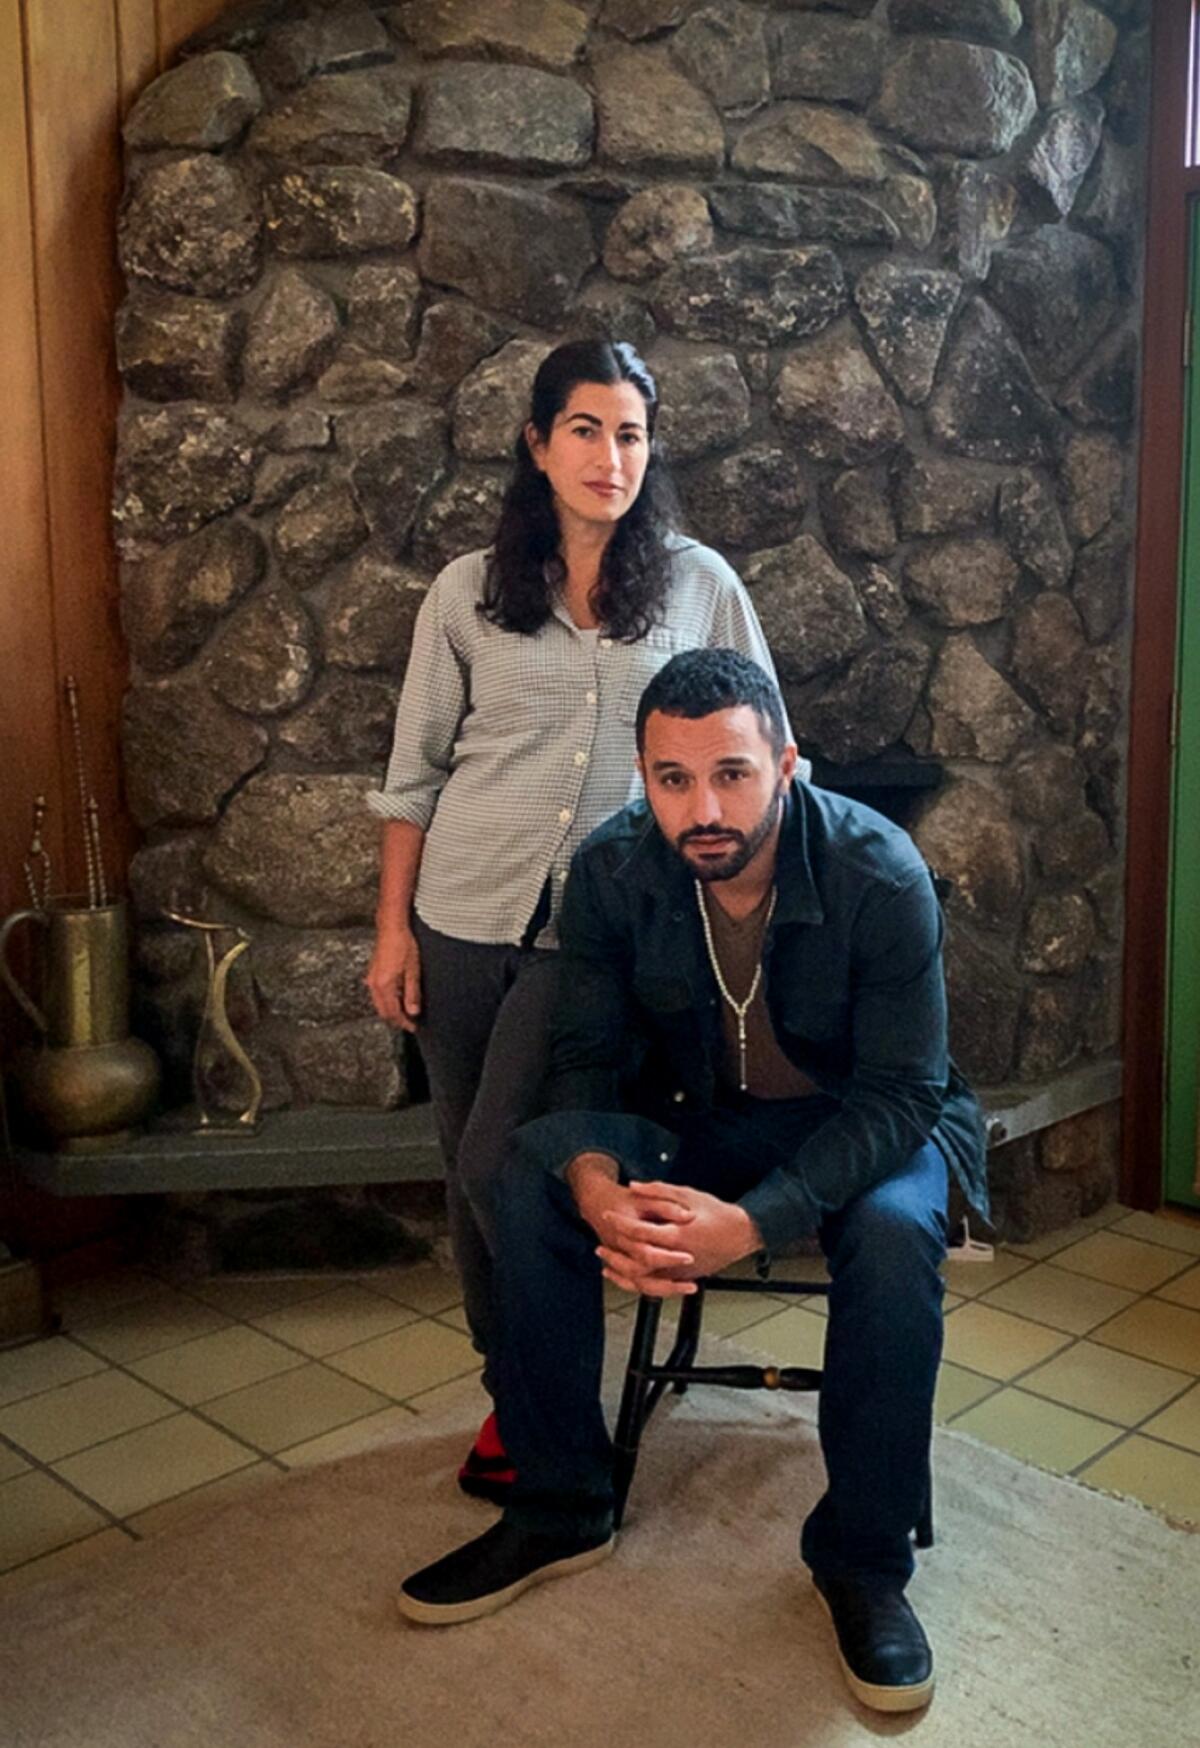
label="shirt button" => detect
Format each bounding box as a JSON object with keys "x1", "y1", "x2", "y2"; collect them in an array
[
  {"x1": 574, "y1": 750, "x2": 588, "y2": 766},
  {"x1": 673, "y1": 1090, "x2": 685, "y2": 1104},
  {"x1": 586, "y1": 690, "x2": 597, "y2": 705},
  {"x1": 559, "y1": 807, "x2": 572, "y2": 824},
  {"x1": 659, "y1": 1152, "x2": 670, "y2": 1163},
  {"x1": 555, "y1": 867, "x2": 567, "y2": 880},
  {"x1": 599, "y1": 637, "x2": 611, "y2": 649}
]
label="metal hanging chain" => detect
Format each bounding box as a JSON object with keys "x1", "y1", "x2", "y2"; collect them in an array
[
  {"x1": 694, "y1": 880, "x2": 777, "y2": 1093},
  {"x1": 64, "y1": 676, "x2": 107, "y2": 908},
  {"x1": 87, "y1": 798, "x2": 108, "y2": 907},
  {"x1": 23, "y1": 795, "x2": 51, "y2": 913}
]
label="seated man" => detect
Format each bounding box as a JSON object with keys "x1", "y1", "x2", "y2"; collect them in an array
[{"x1": 398, "y1": 648, "x2": 987, "y2": 1715}]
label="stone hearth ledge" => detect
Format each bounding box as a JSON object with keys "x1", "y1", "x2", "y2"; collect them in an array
[{"x1": 13, "y1": 1058, "x2": 1120, "y2": 1200}]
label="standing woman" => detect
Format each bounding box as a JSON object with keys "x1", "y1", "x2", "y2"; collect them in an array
[{"x1": 365, "y1": 339, "x2": 783, "y2": 1499}]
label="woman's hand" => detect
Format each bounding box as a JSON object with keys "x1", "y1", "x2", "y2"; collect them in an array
[{"x1": 366, "y1": 927, "x2": 423, "y2": 1032}]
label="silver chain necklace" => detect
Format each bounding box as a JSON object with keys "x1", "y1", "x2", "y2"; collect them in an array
[{"x1": 695, "y1": 880, "x2": 777, "y2": 1092}]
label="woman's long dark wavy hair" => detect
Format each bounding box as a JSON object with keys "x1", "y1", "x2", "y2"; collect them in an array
[{"x1": 479, "y1": 339, "x2": 679, "y2": 642}]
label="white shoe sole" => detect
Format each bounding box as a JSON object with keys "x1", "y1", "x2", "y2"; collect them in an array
[
  {"x1": 397, "y1": 1537, "x2": 615, "y2": 1627},
  {"x1": 814, "y1": 1584, "x2": 935, "y2": 1713}
]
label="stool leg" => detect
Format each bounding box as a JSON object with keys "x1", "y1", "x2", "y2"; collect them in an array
[
  {"x1": 665, "y1": 1288, "x2": 705, "y2": 1394},
  {"x1": 612, "y1": 1297, "x2": 662, "y2": 1530},
  {"x1": 915, "y1": 1466, "x2": 934, "y2": 1549}
]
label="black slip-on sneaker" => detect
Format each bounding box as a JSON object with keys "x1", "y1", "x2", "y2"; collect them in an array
[
  {"x1": 813, "y1": 1574, "x2": 935, "y2": 1713},
  {"x1": 397, "y1": 1521, "x2": 615, "y2": 1627}
]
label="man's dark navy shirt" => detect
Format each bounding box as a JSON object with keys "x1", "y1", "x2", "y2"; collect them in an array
[{"x1": 545, "y1": 779, "x2": 988, "y2": 1251}]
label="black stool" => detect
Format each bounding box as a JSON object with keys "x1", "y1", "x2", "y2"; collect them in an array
[{"x1": 611, "y1": 1267, "x2": 935, "y2": 1545}]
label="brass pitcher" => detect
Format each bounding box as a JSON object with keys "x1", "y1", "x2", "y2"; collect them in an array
[{"x1": 0, "y1": 897, "x2": 160, "y2": 1152}]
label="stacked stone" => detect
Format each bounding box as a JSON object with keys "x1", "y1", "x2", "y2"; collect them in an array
[
  {"x1": 988, "y1": 1100, "x2": 1121, "y2": 1241},
  {"x1": 115, "y1": 0, "x2": 1146, "y2": 1134}
]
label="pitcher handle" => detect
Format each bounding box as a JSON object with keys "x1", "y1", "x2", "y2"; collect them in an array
[{"x1": 0, "y1": 909, "x2": 49, "y2": 1033}]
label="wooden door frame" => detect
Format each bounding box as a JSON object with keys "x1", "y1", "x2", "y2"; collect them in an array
[{"x1": 1121, "y1": 0, "x2": 1200, "y2": 1206}]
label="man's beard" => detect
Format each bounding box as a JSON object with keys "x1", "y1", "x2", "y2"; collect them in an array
[{"x1": 673, "y1": 791, "x2": 782, "y2": 883}]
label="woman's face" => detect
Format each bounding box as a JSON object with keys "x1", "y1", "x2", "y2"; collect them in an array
[{"x1": 526, "y1": 379, "x2": 651, "y2": 537}]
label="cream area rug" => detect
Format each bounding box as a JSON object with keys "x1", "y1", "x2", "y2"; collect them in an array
[{"x1": 3, "y1": 1375, "x2": 1196, "y2": 1748}]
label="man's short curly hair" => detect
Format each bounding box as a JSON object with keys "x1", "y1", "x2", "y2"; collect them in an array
[{"x1": 635, "y1": 647, "x2": 788, "y2": 759}]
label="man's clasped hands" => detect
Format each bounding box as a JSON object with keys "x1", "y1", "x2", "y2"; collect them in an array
[{"x1": 566, "y1": 1153, "x2": 763, "y2": 1298}]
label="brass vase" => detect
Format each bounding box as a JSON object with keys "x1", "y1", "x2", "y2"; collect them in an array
[{"x1": 0, "y1": 896, "x2": 160, "y2": 1152}]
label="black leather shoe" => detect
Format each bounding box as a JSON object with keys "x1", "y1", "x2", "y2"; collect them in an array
[
  {"x1": 813, "y1": 1575, "x2": 935, "y2": 1713},
  {"x1": 398, "y1": 1521, "x2": 614, "y2": 1626}
]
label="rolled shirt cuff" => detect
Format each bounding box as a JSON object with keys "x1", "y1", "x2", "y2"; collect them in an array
[
  {"x1": 365, "y1": 788, "x2": 436, "y2": 829},
  {"x1": 739, "y1": 1174, "x2": 820, "y2": 1254}
]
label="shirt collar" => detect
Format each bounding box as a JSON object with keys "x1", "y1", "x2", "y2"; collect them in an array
[{"x1": 615, "y1": 780, "x2": 824, "y2": 926}]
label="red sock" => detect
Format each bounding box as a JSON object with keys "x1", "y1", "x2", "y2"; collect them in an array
[{"x1": 473, "y1": 1411, "x2": 506, "y2": 1461}]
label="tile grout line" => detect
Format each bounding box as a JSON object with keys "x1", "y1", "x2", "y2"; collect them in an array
[
  {"x1": 1, "y1": 1354, "x2": 447, "y2": 1569},
  {"x1": 939, "y1": 1272, "x2": 1200, "y2": 1492},
  {"x1": 0, "y1": 1333, "x2": 123, "y2": 1409},
  {"x1": 1, "y1": 1293, "x2": 481, "y2": 1543},
  {"x1": 55, "y1": 1262, "x2": 461, "y2": 1362},
  {"x1": 1015, "y1": 1365, "x2": 1200, "y2": 1443},
  {"x1": 1, "y1": 1324, "x2": 458, "y2": 1474},
  {"x1": 391, "y1": 1357, "x2": 489, "y2": 1410},
  {"x1": 1, "y1": 1342, "x2": 291, "y2": 1514},
  {"x1": 14, "y1": 1261, "x2": 468, "y2": 1417},
  {"x1": 7, "y1": 1223, "x2": 1200, "y2": 1562},
  {"x1": 1065, "y1": 1425, "x2": 1141, "y2": 1481},
  {"x1": 4, "y1": 1333, "x2": 292, "y2": 1464},
  {"x1": 929, "y1": 1222, "x2": 1200, "y2": 1507},
  {"x1": 0, "y1": 1436, "x2": 137, "y2": 1573},
  {"x1": 1064, "y1": 1372, "x2": 1200, "y2": 1474},
  {"x1": 0, "y1": 1524, "x2": 138, "y2": 1582},
  {"x1": 963, "y1": 1255, "x2": 1200, "y2": 1367},
  {"x1": 940, "y1": 1342, "x2": 1083, "y2": 1428}
]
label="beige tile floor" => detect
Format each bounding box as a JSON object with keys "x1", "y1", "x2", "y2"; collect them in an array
[{"x1": 3, "y1": 1202, "x2": 1200, "y2": 1593}]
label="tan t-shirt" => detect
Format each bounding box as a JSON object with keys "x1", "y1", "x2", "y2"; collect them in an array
[{"x1": 700, "y1": 886, "x2": 817, "y2": 1100}]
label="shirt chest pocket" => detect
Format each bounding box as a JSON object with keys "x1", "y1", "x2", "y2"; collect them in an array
[{"x1": 470, "y1": 629, "x2": 580, "y2": 734}]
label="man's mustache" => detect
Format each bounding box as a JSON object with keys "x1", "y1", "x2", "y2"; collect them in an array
[{"x1": 678, "y1": 826, "x2": 746, "y2": 847}]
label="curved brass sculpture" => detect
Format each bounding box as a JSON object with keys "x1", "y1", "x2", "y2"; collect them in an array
[{"x1": 164, "y1": 913, "x2": 263, "y2": 1133}]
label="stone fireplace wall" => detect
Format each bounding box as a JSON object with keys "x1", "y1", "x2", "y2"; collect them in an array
[{"x1": 115, "y1": 0, "x2": 1148, "y2": 1217}]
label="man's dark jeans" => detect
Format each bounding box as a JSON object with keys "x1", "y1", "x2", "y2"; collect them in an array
[{"x1": 489, "y1": 1096, "x2": 949, "y2": 1589}]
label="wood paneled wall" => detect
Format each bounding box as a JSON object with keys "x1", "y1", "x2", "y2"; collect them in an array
[
  {"x1": 0, "y1": 0, "x2": 226, "y2": 982},
  {"x1": 1122, "y1": 1, "x2": 1199, "y2": 1207},
  {"x1": 0, "y1": 0, "x2": 226, "y2": 1252}
]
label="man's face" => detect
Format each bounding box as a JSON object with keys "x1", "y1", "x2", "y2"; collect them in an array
[{"x1": 638, "y1": 706, "x2": 797, "y2": 883}]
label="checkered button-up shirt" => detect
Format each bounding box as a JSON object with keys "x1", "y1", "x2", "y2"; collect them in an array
[{"x1": 367, "y1": 538, "x2": 784, "y2": 947}]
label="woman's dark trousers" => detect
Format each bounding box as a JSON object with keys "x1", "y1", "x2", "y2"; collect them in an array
[{"x1": 412, "y1": 916, "x2": 560, "y2": 1392}]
